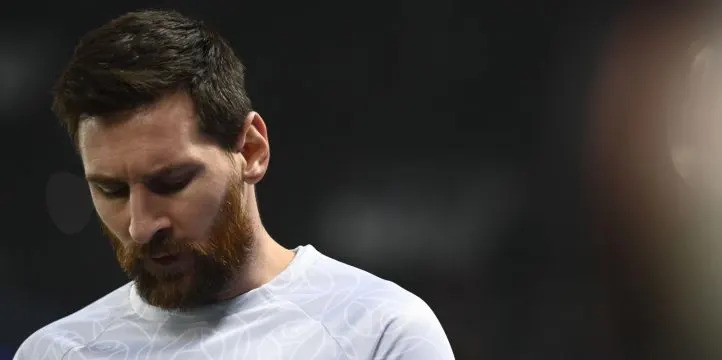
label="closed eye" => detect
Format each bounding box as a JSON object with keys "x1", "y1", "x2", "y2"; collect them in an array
[
  {"x1": 147, "y1": 175, "x2": 194, "y2": 195},
  {"x1": 94, "y1": 183, "x2": 129, "y2": 198},
  {"x1": 86, "y1": 162, "x2": 204, "y2": 198}
]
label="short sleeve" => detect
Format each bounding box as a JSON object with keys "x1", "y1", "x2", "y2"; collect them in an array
[
  {"x1": 13, "y1": 330, "x2": 69, "y2": 360},
  {"x1": 371, "y1": 298, "x2": 455, "y2": 360}
]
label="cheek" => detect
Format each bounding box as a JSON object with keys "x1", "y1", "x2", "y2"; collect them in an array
[
  {"x1": 91, "y1": 196, "x2": 128, "y2": 240},
  {"x1": 173, "y1": 183, "x2": 226, "y2": 240}
]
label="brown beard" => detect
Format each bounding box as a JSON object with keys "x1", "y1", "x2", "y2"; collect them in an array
[{"x1": 101, "y1": 175, "x2": 254, "y2": 310}]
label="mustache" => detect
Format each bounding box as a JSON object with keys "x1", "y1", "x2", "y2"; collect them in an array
[
  {"x1": 110, "y1": 229, "x2": 216, "y2": 273},
  {"x1": 132, "y1": 232, "x2": 216, "y2": 259}
]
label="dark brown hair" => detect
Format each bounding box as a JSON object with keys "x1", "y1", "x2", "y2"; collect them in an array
[{"x1": 52, "y1": 9, "x2": 252, "y2": 150}]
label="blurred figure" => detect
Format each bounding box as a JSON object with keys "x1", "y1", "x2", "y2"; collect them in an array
[
  {"x1": 589, "y1": 1, "x2": 722, "y2": 358},
  {"x1": 13, "y1": 10, "x2": 453, "y2": 360}
]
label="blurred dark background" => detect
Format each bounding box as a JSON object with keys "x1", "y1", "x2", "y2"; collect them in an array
[{"x1": 6, "y1": 0, "x2": 710, "y2": 359}]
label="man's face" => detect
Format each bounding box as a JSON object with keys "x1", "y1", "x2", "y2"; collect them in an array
[{"x1": 78, "y1": 92, "x2": 253, "y2": 310}]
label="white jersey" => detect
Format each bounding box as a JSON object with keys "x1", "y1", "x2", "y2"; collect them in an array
[{"x1": 14, "y1": 245, "x2": 455, "y2": 359}]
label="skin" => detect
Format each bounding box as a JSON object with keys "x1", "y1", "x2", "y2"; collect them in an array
[{"x1": 77, "y1": 91, "x2": 294, "y2": 308}]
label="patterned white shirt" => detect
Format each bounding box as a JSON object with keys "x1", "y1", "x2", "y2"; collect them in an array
[{"x1": 14, "y1": 245, "x2": 455, "y2": 359}]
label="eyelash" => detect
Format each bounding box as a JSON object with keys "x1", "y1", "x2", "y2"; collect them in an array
[
  {"x1": 94, "y1": 175, "x2": 194, "y2": 198},
  {"x1": 96, "y1": 185, "x2": 129, "y2": 198},
  {"x1": 150, "y1": 177, "x2": 192, "y2": 195}
]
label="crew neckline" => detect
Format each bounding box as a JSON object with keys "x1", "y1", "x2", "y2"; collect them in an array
[{"x1": 128, "y1": 244, "x2": 317, "y2": 322}]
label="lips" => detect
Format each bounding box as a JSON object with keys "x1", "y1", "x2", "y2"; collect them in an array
[
  {"x1": 143, "y1": 252, "x2": 193, "y2": 277},
  {"x1": 151, "y1": 253, "x2": 179, "y2": 265}
]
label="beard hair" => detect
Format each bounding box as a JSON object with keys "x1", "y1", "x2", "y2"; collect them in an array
[{"x1": 100, "y1": 173, "x2": 254, "y2": 310}]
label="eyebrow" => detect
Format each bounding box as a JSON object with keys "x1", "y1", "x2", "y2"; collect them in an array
[{"x1": 85, "y1": 162, "x2": 204, "y2": 185}]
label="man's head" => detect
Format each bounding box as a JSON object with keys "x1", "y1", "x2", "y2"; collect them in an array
[
  {"x1": 52, "y1": 10, "x2": 271, "y2": 310},
  {"x1": 52, "y1": 9, "x2": 253, "y2": 150}
]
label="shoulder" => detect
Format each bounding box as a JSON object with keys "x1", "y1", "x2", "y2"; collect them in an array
[
  {"x1": 14, "y1": 283, "x2": 134, "y2": 360},
  {"x1": 269, "y1": 247, "x2": 455, "y2": 359}
]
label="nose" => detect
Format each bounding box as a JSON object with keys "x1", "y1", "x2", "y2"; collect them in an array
[{"x1": 128, "y1": 186, "x2": 171, "y2": 245}]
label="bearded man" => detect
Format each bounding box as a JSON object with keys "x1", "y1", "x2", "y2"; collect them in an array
[{"x1": 14, "y1": 9, "x2": 454, "y2": 360}]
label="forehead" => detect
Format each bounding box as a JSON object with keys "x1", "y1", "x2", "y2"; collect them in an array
[{"x1": 78, "y1": 92, "x2": 215, "y2": 178}]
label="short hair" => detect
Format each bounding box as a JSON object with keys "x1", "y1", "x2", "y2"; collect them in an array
[{"x1": 52, "y1": 9, "x2": 253, "y2": 150}]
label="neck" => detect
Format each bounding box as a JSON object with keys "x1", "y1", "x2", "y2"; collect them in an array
[{"x1": 215, "y1": 185, "x2": 294, "y2": 301}]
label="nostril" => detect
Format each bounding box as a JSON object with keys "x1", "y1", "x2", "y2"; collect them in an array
[
  {"x1": 129, "y1": 222, "x2": 171, "y2": 246},
  {"x1": 151, "y1": 228, "x2": 171, "y2": 243}
]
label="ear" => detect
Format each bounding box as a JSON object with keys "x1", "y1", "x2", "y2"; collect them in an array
[
  {"x1": 233, "y1": 111, "x2": 270, "y2": 184},
  {"x1": 670, "y1": 44, "x2": 712, "y2": 186}
]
